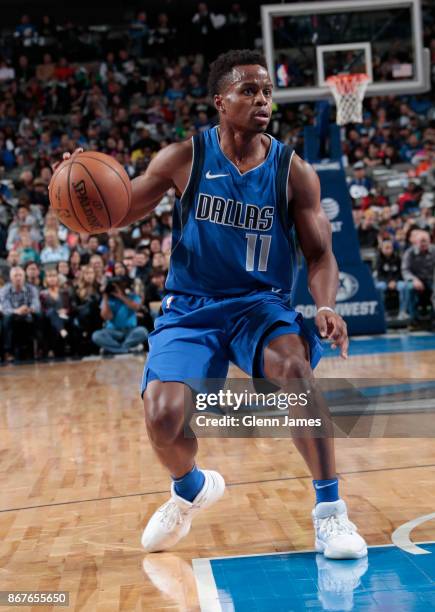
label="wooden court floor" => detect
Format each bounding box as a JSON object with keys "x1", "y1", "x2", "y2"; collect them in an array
[{"x1": 1, "y1": 349, "x2": 435, "y2": 611}]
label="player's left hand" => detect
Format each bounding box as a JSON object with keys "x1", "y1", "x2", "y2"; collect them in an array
[{"x1": 315, "y1": 310, "x2": 349, "y2": 359}]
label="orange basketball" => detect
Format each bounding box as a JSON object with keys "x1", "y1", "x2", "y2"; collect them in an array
[{"x1": 49, "y1": 151, "x2": 132, "y2": 233}]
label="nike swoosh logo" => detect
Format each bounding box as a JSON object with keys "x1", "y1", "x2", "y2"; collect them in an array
[
  {"x1": 314, "y1": 482, "x2": 336, "y2": 489},
  {"x1": 205, "y1": 171, "x2": 230, "y2": 179}
]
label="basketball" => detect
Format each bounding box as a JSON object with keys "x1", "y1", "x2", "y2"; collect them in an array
[{"x1": 49, "y1": 151, "x2": 131, "y2": 233}]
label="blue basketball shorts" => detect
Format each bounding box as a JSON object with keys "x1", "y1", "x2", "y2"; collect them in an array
[{"x1": 140, "y1": 290, "x2": 323, "y2": 396}]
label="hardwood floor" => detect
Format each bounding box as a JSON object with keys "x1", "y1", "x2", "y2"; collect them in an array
[{"x1": 1, "y1": 351, "x2": 434, "y2": 611}]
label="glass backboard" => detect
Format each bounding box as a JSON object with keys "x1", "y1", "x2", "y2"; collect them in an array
[{"x1": 262, "y1": 0, "x2": 429, "y2": 102}]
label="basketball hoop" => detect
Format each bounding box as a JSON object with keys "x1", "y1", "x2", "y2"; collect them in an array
[{"x1": 326, "y1": 73, "x2": 370, "y2": 126}]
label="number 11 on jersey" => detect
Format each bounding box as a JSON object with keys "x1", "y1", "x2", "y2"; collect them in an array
[{"x1": 245, "y1": 233, "x2": 272, "y2": 272}]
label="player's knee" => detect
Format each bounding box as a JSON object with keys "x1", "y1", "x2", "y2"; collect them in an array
[
  {"x1": 144, "y1": 394, "x2": 185, "y2": 447},
  {"x1": 266, "y1": 356, "x2": 312, "y2": 385}
]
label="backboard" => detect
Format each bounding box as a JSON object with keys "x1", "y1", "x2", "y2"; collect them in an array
[{"x1": 261, "y1": 0, "x2": 430, "y2": 102}]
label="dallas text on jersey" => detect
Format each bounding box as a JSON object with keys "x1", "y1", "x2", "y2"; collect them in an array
[{"x1": 195, "y1": 192, "x2": 274, "y2": 231}]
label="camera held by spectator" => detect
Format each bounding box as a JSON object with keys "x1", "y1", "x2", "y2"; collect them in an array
[{"x1": 91, "y1": 274, "x2": 148, "y2": 355}]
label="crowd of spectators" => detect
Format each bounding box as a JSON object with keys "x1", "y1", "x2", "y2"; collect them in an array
[
  {"x1": 346, "y1": 95, "x2": 435, "y2": 326},
  {"x1": 0, "y1": 2, "x2": 434, "y2": 362},
  {"x1": 0, "y1": 214, "x2": 171, "y2": 361}
]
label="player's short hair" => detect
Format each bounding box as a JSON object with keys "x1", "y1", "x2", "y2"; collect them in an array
[{"x1": 207, "y1": 49, "x2": 268, "y2": 96}]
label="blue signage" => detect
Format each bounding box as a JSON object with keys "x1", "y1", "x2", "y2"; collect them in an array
[{"x1": 294, "y1": 155, "x2": 385, "y2": 335}]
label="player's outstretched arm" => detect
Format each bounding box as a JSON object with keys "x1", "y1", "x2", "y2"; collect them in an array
[
  {"x1": 290, "y1": 155, "x2": 348, "y2": 359},
  {"x1": 117, "y1": 140, "x2": 193, "y2": 227},
  {"x1": 52, "y1": 141, "x2": 192, "y2": 229}
]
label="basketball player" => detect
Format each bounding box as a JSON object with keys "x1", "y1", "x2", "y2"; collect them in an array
[{"x1": 64, "y1": 50, "x2": 367, "y2": 559}]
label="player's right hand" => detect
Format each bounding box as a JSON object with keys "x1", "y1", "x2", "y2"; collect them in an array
[
  {"x1": 315, "y1": 310, "x2": 349, "y2": 359},
  {"x1": 51, "y1": 148, "x2": 84, "y2": 174}
]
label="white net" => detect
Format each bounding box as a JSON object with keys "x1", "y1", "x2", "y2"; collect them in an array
[{"x1": 326, "y1": 74, "x2": 370, "y2": 126}]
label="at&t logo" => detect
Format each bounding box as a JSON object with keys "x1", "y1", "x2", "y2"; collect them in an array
[{"x1": 321, "y1": 198, "x2": 342, "y2": 232}]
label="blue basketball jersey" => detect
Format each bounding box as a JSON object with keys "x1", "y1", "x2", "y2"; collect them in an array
[{"x1": 165, "y1": 126, "x2": 298, "y2": 297}]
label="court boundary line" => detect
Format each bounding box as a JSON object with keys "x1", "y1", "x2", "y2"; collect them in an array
[
  {"x1": 2, "y1": 462, "x2": 435, "y2": 514},
  {"x1": 195, "y1": 539, "x2": 435, "y2": 562},
  {"x1": 192, "y1": 541, "x2": 435, "y2": 612},
  {"x1": 192, "y1": 557, "x2": 222, "y2": 612},
  {"x1": 392, "y1": 513, "x2": 435, "y2": 554}
]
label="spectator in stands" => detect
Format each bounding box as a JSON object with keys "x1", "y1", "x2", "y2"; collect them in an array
[
  {"x1": 133, "y1": 249, "x2": 152, "y2": 284},
  {"x1": 0, "y1": 266, "x2": 41, "y2": 361},
  {"x1": 226, "y1": 3, "x2": 249, "y2": 48},
  {"x1": 149, "y1": 237, "x2": 162, "y2": 255},
  {"x1": 134, "y1": 218, "x2": 153, "y2": 247},
  {"x1": 146, "y1": 267, "x2": 167, "y2": 305},
  {"x1": 191, "y1": 2, "x2": 226, "y2": 58},
  {"x1": 348, "y1": 162, "x2": 373, "y2": 199},
  {"x1": 113, "y1": 261, "x2": 128, "y2": 277},
  {"x1": 89, "y1": 254, "x2": 106, "y2": 290},
  {"x1": 6, "y1": 205, "x2": 41, "y2": 251},
  {"x1": 0, "y1": 57, "x2": 15, "y2": 82},
  {"x1": 25, "y1": 261, "x2": 41, "y2": 288},
  {"x1": 398, "y1": 182, "x2": 424, "y2": 214},
  {"x1": 152, "y1": 252, "x2": 168, "y2": 270},
  {"x1": 123, "y1": 248, "x2": 136, "y2": 279},
  {"x1": 40, "y1": 230, "x2": 69, "y2": 264},
  {"x1": 106, "y1": 235, "x2": 124, "y2": 273},
  {"x1": 39, "y1": 15, "x2": 56, "y2": 41},
  {"x1": 149, "y1": 13, "x2": 177, "y2": 57},
  {"x1": 69, "y1": 250, "x2": 82, "y2": 280},
  {"x1": 6, "y1": 250, "x2": 20, "y2": 271},
  {"x1": 57, "y1": 260, "x2": 73, "y2": 286},
  {"x1": 73, "y1": 265, "x2": 101, "y2": 354},
  {"x1": 40, "y1": 268, "x2": 74, "y2": 356},
  {"x1": 375, "y1": 239, "x2": 409, "y2": 319},
  {"x1": 36, "y1": 52, "x2": 55, "y2": 81},
  {"x1": 364, "y1": 143, "x2": 384, "y2": 168},
  {"x1": 357, "y1": 214, "x2": 379, "y2": 249},
  {"x1": 54, "y1": 57, "x2": 74, "y2": 82},
  {"x1": 360, "y1": 188, "x2": 388, "y2": 211},
  {"x1": 16, "y1": 226, "x2": 39, "y2": 264},
  {"x1": 91, "y1": 275, "x2": 147, "y2": 354},
  {"x1": 0, "y1": 191, "x2": 11, "y2": 226},
  {"x1": 14, "y1": 14, "x2": 37, "y2": 42},
  {"x1": 383, "y1": 144, "x2": 402, "y2": 167},
  {"x1": 15, "y1": 55, "x2": 33, "y2": 82},
  {"x1": 87, "y1": 236, "x2": 104, "y2": 258},
  {"x1": 0, "y1": 222, "x2": 8, "y2": 259},
  {"x1": 157, "y1": 210, "x2": 173, "y2": 237},
  {"x1": 401, "y1": 231, "x2": 435, "y2": 326},
  {"x1": 128, "y1": 11, "x2": 150, "y2": 57},
  {"x1": 400, "y1": 134, "x2": 421, "y2": 162},
  {"x1": 413, "y1": 195, "x2": 435, "y2": 232},
  {"x1": 145, "y1": 268, "x2": 167, "y2": 321}
]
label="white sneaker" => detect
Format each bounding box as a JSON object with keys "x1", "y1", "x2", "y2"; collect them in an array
[
  {"x1": 313, "y1": 499, "x2": 367, "y2": 559},
  {"x1": 141, "y1": 470, "x2": 225, "y2": 553}
]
